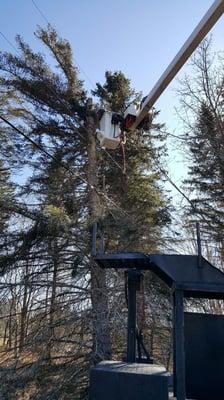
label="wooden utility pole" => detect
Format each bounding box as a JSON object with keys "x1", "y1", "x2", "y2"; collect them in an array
[{"x1": 85, "y1": 101, "x2": 111, "y2": 363}]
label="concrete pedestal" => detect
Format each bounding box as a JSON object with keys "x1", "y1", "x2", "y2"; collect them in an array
[{"x1": 90, "y1": 361, "x2": 170, "y2": 400}]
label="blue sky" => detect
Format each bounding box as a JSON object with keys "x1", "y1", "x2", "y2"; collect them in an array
[{"x1": 0, "y1": 0, "x2": 223, "y2": 193}]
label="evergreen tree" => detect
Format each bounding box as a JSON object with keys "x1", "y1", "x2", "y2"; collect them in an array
[
  {"x1": 186, "y1": 103, "x2": 224, "y2": 239},
  {"x1": 0, "y1": 25, "x2": 112, "y2": 369},
  {"x1": 94, "y1": 71, "x2": 170, "y2": 252},
  {"x1": 0, "y1": 163, "x2": 13, "y2": 233},
  {"x1": 177, "y1": 40, "x2": 224, "y2": 255}
]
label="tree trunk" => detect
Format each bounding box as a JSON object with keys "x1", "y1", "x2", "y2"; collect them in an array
[
  {"x1": 86, "y1": 106, "x2": 111, "y2": 363},
  {"x1": 7, "y1": 298, "x2": 14, "y2": 350},
  {"x1": 3, "y1": 320, "x2": 8, "y2": 348},
  {"x1": 19, "y1": 262, "x2": 29, "y2": 352},
  {"x1": 46, "y1": 241, "x2": 59, "y2": 364}
]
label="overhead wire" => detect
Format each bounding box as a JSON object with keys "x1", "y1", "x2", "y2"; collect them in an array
[
  {"x1": 30, "y1": 0, "x2": 124, "y2": 171},
  {"x1": 99, "y1": 147, "x2": 124, "y2": 171},
  {"x1": 0, "y1": 25, "x2": 124, "y2": 173},
  {"x1": 32, "y1": 0, "x2": 97, "y2": 90},
  {"x1": 0, "y1": 34, "x2": 205, "y2": 224},
  {"x1": 157, "y1": 164, "x2": 207, "y2": 222},
  {"x1": 1, "y1": 7, "x2": 122, "y2": 173},
  {"x1": 158, "y1": 127, "x2": 190, "y2": 141},
  {"x1": 31, "y1": 0, "x2": 49, "y2": 25},
  {"x1": 0, "y1": 115, "x2": 128, "y2": 215},
  {"x1": 0, "y1": 23, "x2": 209, "y2": 224},
  {"x1": 0, "y1": 31, "x2": 18, "y2": 54},
  {"x1": 0, "y1": 29, "x2": 127, "y2": 227},
  {"x1": 32, "y1": 0, "x2": 111, "y2": 95},
  {"x1": 2, "y1": 104, "x2": 205, "y2": 231},
  {"x1": 0, "y1": 98, "x2": 210, "y2": 243},
  {"x1": 0, "y1": 30, "x2": 87, "y2": 145}
]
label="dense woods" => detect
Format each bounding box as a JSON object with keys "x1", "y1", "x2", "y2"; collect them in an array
[{"x1": 0, "y1": 26, "x2": 223, "y2": 399}]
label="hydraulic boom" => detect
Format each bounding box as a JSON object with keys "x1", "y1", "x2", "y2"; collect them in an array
[{"x1": 130, "y1": 0, "x2": 224, "y2": 131}]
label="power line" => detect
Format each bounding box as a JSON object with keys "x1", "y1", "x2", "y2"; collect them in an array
[
  {"x1": 1, "y1": 27, "x2": 124, "y2": 172},
  {"x1": 0, "y1": 115, "x2": 55, "y2": 161},
  {"x1": 158, "y1": 166, "x2": 207, "y2": 222},
  {"x1": 31, "y1": 0, "x2": 96, "y2": 90},
  {"x1": 0, "y1": 30, "x2": 86, "y2": 141},
  {"x1": 0, "y1": 31, "x2": 18, "y2": 53},
  {"x1": 31, "y1": 0, "x2": 49, "y2": 25},
  {"x1": 158, "y1": 127, "x2": 189, "y2": 142},
  {"x1": 0, "y1": 30, "x2": 206, "y2": 221},
  {"x1": 99, "y1": 146, "x2": 124, "y2": 171},
  {"x1": 0, "y1": 115, "x2": 127, "y2": 214},
  {"x1": 0, "y1": 116, "x2": 211, "y2": 242},
  {"x1": 30, "y1": 1, "x2": 123, "y2": 172}
]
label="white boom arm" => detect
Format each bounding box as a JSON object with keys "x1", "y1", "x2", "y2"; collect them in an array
[{"x1": 131, "y1": 0, "x2": 224, "y2": 131}]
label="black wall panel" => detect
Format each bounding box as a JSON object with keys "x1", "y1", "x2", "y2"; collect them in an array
[{"x1": 184, "y1": 312, "x2": 224, "y2": 400}]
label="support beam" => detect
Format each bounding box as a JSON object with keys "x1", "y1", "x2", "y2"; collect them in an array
[
  {"x1": 91, "y1": 222, "x2": 97, "y2": 256},
  {"x1": 127, "y1": 269, "x2": 141, "y2": 362},
  {"x1": 131, "y1": 0, "x2": 224, "y2": 131},
  {"x1": 173, "y1": 289, "x2": 186, "y2": 400}
]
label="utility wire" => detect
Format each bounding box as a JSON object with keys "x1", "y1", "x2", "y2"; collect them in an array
[
  {"x1": 31, "y1": 0, "x2": 110, "y2": 100},
  {"x1": 0, "y1": 26, "x2": 88, "y2": 147},
  {"x1": 0, "y1": 116, "x2": 211, "y2": 244},
  {"x1": 0, "y1": 115, "x2": 56, "y2": 161},
  {"x1": 0, "y1": 115, "x2": 127, "y2": 214},
  {"x1": 30, "y1": 0, "x2": 124, "y2": 171},
  {"x1": 31, "y1": 0, "x2": 49, "y2": 25},
  {"x1": 0, "y1": 30, "x2": 87, "y2": 144},
  {"x1": 0, "y1": 31, "x2": 18, "y2": 53},
  {"x1": 31, "y1": 0, "x2": 96, "y2": 90},
  {"x1": 0, "y1": 29, "x2": 207, "y2": 221},
  {"x1": 158, "y1": 166, "x2": 207, "y2": 222},
  {"x1": 99, "y1": 146, "x2": 124, "y2": 171},
  {"x1": 0, "y1": 27, "x2": 124, "y2": 173}
]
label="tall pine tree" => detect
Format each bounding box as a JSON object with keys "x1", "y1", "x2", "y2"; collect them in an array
[{"x1": 177, "y1": 40, "x2": 224, "y2": 257}]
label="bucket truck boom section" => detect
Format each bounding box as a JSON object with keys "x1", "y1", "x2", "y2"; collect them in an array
[{"x1": 130, "y1": 0, "x2": 224, "y2": 131}]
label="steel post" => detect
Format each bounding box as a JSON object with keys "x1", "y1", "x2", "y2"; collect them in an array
[{"x1": 127, "y1": 269, "x2": 141, "y2": 362}]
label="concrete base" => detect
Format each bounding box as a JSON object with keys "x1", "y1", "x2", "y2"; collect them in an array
[{"x1": 90, "y1": 361, "x2": 170, "y2": 400}]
